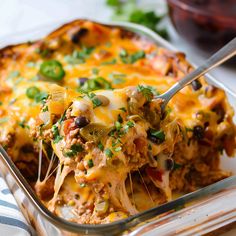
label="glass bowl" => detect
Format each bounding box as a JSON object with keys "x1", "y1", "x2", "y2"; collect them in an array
[{"x1": 167, "y1": 0, "x2": 236, "y2": 53}]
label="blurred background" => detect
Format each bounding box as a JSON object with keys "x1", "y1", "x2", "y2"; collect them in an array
[{"x1": 0, "y1": 0, "x2": 235, "y2": 90}]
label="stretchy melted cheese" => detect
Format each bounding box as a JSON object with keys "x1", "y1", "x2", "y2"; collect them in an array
[{"x1": 0, "y1": 20, "x2": 235, "y2": 224}]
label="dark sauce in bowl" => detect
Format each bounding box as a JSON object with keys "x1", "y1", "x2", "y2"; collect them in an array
[{"x1": 167, "y1": 0, "x2": 236, "y2": 53}]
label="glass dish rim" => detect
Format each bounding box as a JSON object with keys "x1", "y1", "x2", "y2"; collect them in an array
[{"x1": 0, "y1": 18, "x2": 236, "y2": 234}]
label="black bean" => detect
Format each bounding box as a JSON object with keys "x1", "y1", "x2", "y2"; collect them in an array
[
  {"x1": 191, "y1": 80, "x2": 202, "y2": 91},
  {"x1": 78, "y1": 77, "x2": 88, "y2": 86},
  {"x1": 212, "y1": 105, "x2": 225, "y2": 123},
  {"x1": 193, "y1": 125, "x2": 204, "y2": 140},
  {"x1": 75, "y1": 116, "x2": 90, "y2": 128},
  {"x1": 71, "y1": 28, "x2": 88, "y2": 44},
  {"x1": 165, "y1": 158, "x2": 174, "y2": 171}
]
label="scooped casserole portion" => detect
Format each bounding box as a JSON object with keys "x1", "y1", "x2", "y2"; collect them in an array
[{"x1": 0, "y1": 20, "x2": 235, "y2": 224}]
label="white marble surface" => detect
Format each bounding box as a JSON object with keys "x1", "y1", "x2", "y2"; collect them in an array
[{"x1": 0, "y1": 0, "x2": 235, "y2": 235}]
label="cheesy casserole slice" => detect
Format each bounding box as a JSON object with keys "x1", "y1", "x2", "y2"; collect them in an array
[{"x1": 0, "y1": 20, "x2": 235, "y2": 224}]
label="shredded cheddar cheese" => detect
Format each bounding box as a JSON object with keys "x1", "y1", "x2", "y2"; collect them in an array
[{"x1": 0, "y1": 20, "x2": 235, "y2": 224}]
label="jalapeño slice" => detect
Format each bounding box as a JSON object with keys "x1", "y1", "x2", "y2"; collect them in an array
[{"x1": 39, "y1": 60, "x2": 65, "y2": 81}]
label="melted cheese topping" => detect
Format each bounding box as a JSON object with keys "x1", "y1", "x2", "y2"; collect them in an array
[{"x1": 0, "y1": 20, "x2": 235, "y2": 224}]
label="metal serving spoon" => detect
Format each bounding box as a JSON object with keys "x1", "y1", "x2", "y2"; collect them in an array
[{"x1": 155, "y1": 37, "x2": 236, "y2": 112}]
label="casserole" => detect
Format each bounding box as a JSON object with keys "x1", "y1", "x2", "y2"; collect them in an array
[{"x1": 0, "y1": 19, "x2": 236, "y2": 233}]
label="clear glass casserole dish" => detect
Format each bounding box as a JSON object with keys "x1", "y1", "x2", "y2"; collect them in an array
[{"x1": 0, "y1": 19, "x2": 236, "y2": 236}]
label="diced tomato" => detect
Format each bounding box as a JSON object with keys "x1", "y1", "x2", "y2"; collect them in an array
[
  {"x1": 63, "y1": 118, "x2": 74, "y2": 135},
  {"x1": 146, "y1": 166, "x2": 163, "y2": 182}
]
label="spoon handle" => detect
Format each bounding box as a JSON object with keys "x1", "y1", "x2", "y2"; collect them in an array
[{"x1": 161, "y1": 37, "x2": 236, "y2": 107}]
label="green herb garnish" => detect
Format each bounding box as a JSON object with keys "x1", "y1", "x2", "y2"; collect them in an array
[
  {"x1": 7, "y1": 71, "x2": 20, "y2": 80},
  {"x1": 120, "y1": 50, "x2": 145, "y2": 64},
  {"x1": 52, "y1": 125, "x2": 63, "y2": 143},
  {"x1": 114, "y1": 147, "x2": 122, "y2": 152},
  {"x1": 26, "y1": 62, "x2": 36, "y2": 68},
  {"x1": 117, "y1": 114, "x2": 123, "y2": 123},
  {"x1": 98, "y1": 141, "x2": 104, "y2": 151},
  {"x1": 124, "y1": 120, "x2": 134, "y2": 133},
  {"x1": 109, "y1": 73, "x2": 126, "y2": 84},
  {"x1": 173, "y1": 162, "x2": 182, "y2": 170},
  {"x1": 0, "y1": 117, "x2": 9, "y2": 124},
  {"x1": 42, "y1": 106, "x2": 49, "y2": 112},
  {"x1": 105, "y1": 148, "x2": 113, "y2": 158},
  {"x1": 26, "y1": 87, "x2": 48, "y2": 104},
  {"x1": 34, "y1": 91, "x2": 48, "y2": 104},
  {"x1": 130, "y1": 50, "x2": 145, "y2": 63},
  {"x1": 64, "y1": 46, "x2": 94, "y2": 65},
  {"x1": 115, "y1": 121, "x2": 122, "y2": 131},
  {"x1": 92, "y1": 97, "x2": 102, "y2": 108},
  {"x1": 119, "y1": 107, "x2": 127, "y2": 112},
  {"x1": 92, "y1": 68, "x2": 99, "y2": 75},
  {"x1": 80, "y1": 183, "x2": 86, "y2": 188},
  {"x1": 80, "y1": 77, "x2": 112, "y2": 92},
  {"x1": 18, "y1": 119, "x2": 29, "y2": 129},
  {"x1": 137, "y1": 85, "x2": 154, "y2": 101},
  {"x1": 149, "y1": 129, "x2": 165, "y2": 143},
  {"x1": 35, "y1": 48, "x2": 50, "y2": 57},
  {"x1": 65, "y1": 143, "x2": 83, "y2": 157},
  {"x1": 87, "y1": 93, "x2": 103, "y2": 108},
  {"x1": 106, "y1": 0, "x2": 169, "y2": 39},
  {"x1": 185, "y1": 127, "x2": 194, "y2": 132},
  {"x1": 101, "y1": 58, "x2": 117, "y2": 65},
  {"x1": 87, "y1": 159, "x2": 94, "y2": 168},
  {"x1": 119, "y1": 49, "x2": 128, "y2": 57}
]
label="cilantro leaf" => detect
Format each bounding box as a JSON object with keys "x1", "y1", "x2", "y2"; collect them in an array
[
  {"x1": 106, "y1": 0, "x2": 169, "y2": 39},
  {"x1": 52, "y1": 125, "x2": 63, "y2": 143},
  {"x1": 137, "y1": 85, "x2": 154, "y2": 101},
  {"x1": 98, "y1": 141, "x2": 104, "y2": 151},
  {"x1": 105, "y1": 148, "x2": 113, "y2": 158},
  {"x1": 64, "y1": 46, "x2": 94, "y2": 65},
  {"x1": 87, "y1": 159, "x2": 94, "y2": 168},
  {"x1": 109, "y1": 73, "x2": 126, "y2": 84},
  {"x1": 64, "y1": 144, "x2": 83, "y2": 157}
]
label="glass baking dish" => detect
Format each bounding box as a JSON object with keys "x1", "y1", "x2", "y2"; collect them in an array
[{"x1": 0, "y1": 19, "x2": 236, "y2": 236}]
